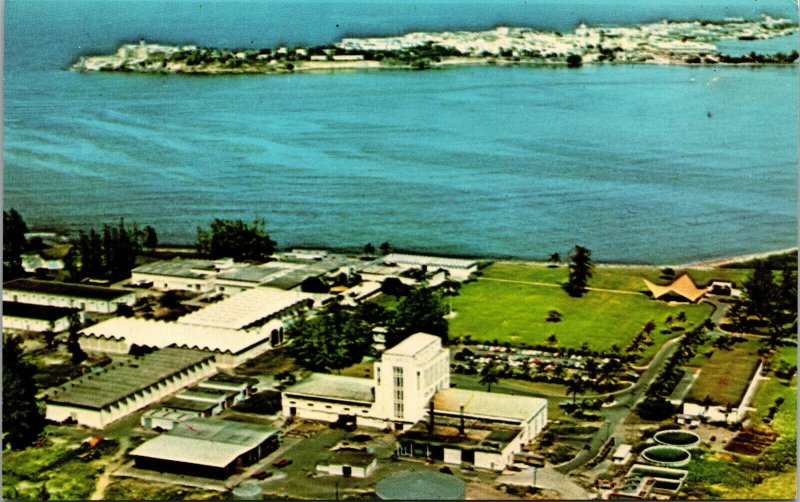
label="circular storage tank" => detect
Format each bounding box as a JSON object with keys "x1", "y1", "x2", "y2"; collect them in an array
[
  {"x1": 641, "y1": 446, "x2": 691, "y2": 467},
  {"x1": 232, "y1": 480, "x2": 263, "y2": 500},
  {"x1": 654, "y1": 430, "x2": 701, "y2": 449},
  {"x1": 376, "y1": 471, "x2": 466, "y2": 500}
]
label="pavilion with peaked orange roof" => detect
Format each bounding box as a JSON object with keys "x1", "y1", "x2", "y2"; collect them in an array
[{"x1": 643, "y1": 274, "x2": 708, "y2": 303}]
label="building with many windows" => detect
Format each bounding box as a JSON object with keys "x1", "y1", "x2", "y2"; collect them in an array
[{"x1": 281, "y1": 333, "x2": 547, "y2": 470}]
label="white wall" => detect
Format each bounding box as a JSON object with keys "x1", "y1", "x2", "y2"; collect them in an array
[
  {"x1": 131, "y1": 272, "x2": 213, "y2": 292},
  {"x1": 46, "y1": 358, "x2": 216, "y2": 429},
  {"x1": 3, "y1": 290, "x2": 135, "y2": 314},
  {"x1": 3, "y1": 314, "x2": 74, "y2": 333}
]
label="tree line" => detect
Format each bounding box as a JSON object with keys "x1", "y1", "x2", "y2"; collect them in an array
[{"x1": 286, "y1": 286, "x2": 449, "y2": 372}]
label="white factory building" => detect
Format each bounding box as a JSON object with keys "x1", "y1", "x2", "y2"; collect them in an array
[
  {"x1": 382, "y1": 253, "x2": 479, "y2": 280},
  {"x1": 3, "y1": 279, "x2": 136, "y2": 314},
  {"x1": 282, "y1": 333, "x2": 547, "y2": 470},
  {"x1": 44, "y1": 348, "x2": 216, "y2": 429}
]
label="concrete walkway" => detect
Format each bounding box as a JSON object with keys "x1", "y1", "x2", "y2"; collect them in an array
[{"x1": 497, "y1": 465, "x2": 590, "y2": 499}]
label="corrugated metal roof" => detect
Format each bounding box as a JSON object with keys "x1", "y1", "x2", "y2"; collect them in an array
[
  {"x1": 80, "y1": 317, "x2": 277, "y2": 354},
  {"x1": 46, "y1": 348, "x2": 214, "y2": 409},
  {"x1": 4, "y1": 279, "x2": 133, "y2": 301},
  {"x1": 176, "y1": 287, "x2": 314, "y2": 329}
]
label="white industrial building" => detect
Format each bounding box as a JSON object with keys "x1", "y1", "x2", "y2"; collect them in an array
[
  {"x1": 2, "y1": 301, "x2": 82, "y2": 333},
  {"x1": 282, "y1": 333, "x2": 547, "y2": 471},
  {"x1": 78, "y1": 317, "x2": 284, "y2": 368},
  {"x1": 382, "y1": 254, "x2": 479, "y2": 280},
  {"x1": 3, "y1": 279, "x2": 136, "y2": 314},
  {"x1": 130, "y1": 258, "x2": 235, "y2": 292},
  {"x1": 317, "y1": 451, "x2": 378, "y2": 478},
  {"x1": 176, "y1": 286, "x2": 318, "y2": 330},
  {"x1": 45, "y1": 348, "x2": 216, "y2": 428}
]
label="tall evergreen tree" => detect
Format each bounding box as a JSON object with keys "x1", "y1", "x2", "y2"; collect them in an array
[
  {"x1": 66, "y1": 313, "x2": 87, "y2": 365},
  {"x1": 3, "y1": 208, "x2": 29, "y2": 279},
  {"x1": 388, "y1": 287, "x2": 449, "y2": 347},
  {"x1": 2, "y1": 335, "x2": 46, "y2": 449},
  {"x1": 743, "y1": 260, "x2": 777, "y2": 322},
  {"x1": 564, "y1": 245, "x2": 593, "y2": 297}
]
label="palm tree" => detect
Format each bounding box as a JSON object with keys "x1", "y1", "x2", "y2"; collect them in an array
[
  {"x1": 548, "y1": 253, "x2": 561, "y2": 267},
  {"x1": 565, "y1": 378, "x2": 584, "y2": 404},
  {"x1": 642, "y1": 320, "x2": 656, "y2": 336},
  {"x1": 584, "y1": 358, "x2": 598, "y2": 380},
  {"x1": 479, "y1": 361, "x2": 499, "y2": 392}
]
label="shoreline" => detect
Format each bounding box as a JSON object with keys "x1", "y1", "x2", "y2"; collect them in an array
[
  {"x1": 71, "y1": 17, "x2": 798, "y2": 75},
  {"x1": 152, "y1": 241, "x2": 796, "y2": 269}
]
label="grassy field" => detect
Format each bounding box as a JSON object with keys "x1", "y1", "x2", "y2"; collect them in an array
[
  {"x1": 685, "y1": 338, "x2": 762, "y2": 406},
  {"x1": 482, "y1": 262, "x2": 753, "y2": 292},
  {"x1": 749, "y1": 344, "x2": 797, "y2": 434},
  {"x1": 449, "y1": 263, "x2": 713, "y2": 353}
]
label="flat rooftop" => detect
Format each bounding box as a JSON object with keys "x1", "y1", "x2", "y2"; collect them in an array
[
  {"x1": 203, "y1": 373, "x2": 259, "y2": 387},
  {"x1": 131, "y1": 259, "x2": 217, "y2": 279},
  {"x1": 433, "y1": 388, "x2": 547, "y2": 423},
  {"x1": 3, "y1": 301, "x2": 78, "y2": 321},
  {"x1": 162, "y1": 397, "x2": 220, "y2": 413},
  {"x1": 284, "y1": 373, "x2": 375, "y2": 404},
  {"x1": 130, "y1": 418, "x2": 279, "y2": 469},
  {"x1": 4, "y1": 279, "x2": 133, "y2": 301},
  {"x1": 216, "y1": 266, "x2": 284, "y2": 284},
  {"x1": 383, "y1": 253, "x2": 478, "y2": 269},
  {"x1": 384, "y1": 332, "x2": 441, "y2": 357},
  {"x1": 81, "y1": 317, "x2": 278, "y2": 355},
  {"x1": 176, "y1": 287, "x2": 314, "y2": 329},
  {"x1": 325, "y1": 450, "x2": 376, "y2": 467},
  {"x1": 46, "y1": 348, "x2": 215, "y2": 410}
]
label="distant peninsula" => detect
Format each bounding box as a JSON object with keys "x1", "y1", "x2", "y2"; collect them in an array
[{"x1": 72, "y1": 16, "x2": 798, "y2": 74}]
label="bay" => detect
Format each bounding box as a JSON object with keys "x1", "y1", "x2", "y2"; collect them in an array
[{"x1": 4, "y1": 0, "x2": 798, "y2": 263}]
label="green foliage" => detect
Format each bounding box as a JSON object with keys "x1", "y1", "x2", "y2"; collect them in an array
[
  {"x1": 301, "y1": 276, "x2": 329, "y2": 293},
  {"x1": 286, "y1": 304, "x2": 376, "y2": 372},
  {"x1": 564, "y1": 245, "x2": 593, "y2": 297},
  {"x1": 479, "y1": 361, "x2": 499, "y2": 392},
  {"x1": 66, "y1": 314, "x2": 87, "y2": 365},
  {"x1": 566, "y1": 53, "x2": 583, "y2": 67},
  {"x1": 196, "y1": 217, "x2": 276, "y2": 261},
  {"x1": 2, "y1": 335, "x2": 45, "y2": 450},
  {"x1": 635, "y1": 395, "x2": 676, "y2": 421},
  {"x1": 389, "y1": 287, "x2": 448, "y2": 346},
  {"x1": 3, "y1": 208, "x2": 29, "y2": 279},
  {"x1": 76, "y1": 218, "x2": 144, "y2": 280}
]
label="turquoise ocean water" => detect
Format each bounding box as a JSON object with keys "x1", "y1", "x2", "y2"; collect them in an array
[{"x1": 4, "y1": 0, "x2": 798, "y2": 263}]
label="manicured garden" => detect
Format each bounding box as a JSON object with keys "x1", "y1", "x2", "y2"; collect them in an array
[
  {"x1": 449, "y1": 263, "x2": 713, "y2": 354},
  {"x1": 685, "y1": 337, "x2": 762, "y2": 406}
]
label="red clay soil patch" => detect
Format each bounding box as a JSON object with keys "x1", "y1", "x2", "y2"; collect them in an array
[{"x1": 724, "y1": 428, "x2": 779, "y2": 455}]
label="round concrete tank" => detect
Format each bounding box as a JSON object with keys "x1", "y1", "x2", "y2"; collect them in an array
[
  {"x1": 232, "y1": 480, "x2": 263, "y2": 500},
  {"x1": 641, "y1": 446, "x2": 691, "y2": 467},
  {"x1": 654, "y1": 430, "x2": 701, "y2": 449}
]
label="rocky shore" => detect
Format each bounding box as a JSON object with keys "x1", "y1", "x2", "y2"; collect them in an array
[{"x1": 72, "y1": 16, "x2": 797, "y2": 74}]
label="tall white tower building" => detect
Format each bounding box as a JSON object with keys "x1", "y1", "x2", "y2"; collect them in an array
[{"x1": 372, "y1": 333, "x2": 450, "y2": 429}]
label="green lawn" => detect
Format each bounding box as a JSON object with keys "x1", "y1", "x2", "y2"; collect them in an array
[
  {"x1": 749, "y1": 345, "x2": 797, "y2": 434},
  {"x1": 685, "y1": 338, "x2": 762, "y2": 406},
  {"x1": 483, "y1": 262, "x2": 753, "y2": 292},
  {"x1": 450, "y1": 263, "x2": 713, "y2": 353}
]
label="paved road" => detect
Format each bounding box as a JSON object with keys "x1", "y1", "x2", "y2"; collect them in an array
[{"x1": 554, "y1": 336, "x2": 682, "y2": 474}]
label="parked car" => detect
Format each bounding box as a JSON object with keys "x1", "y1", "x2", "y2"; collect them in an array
[
  {"x1": 273, "y1": 458, "x2": 293, "y2": 468},
  {"x1": 253, "y1": 471, "x2": 273, "y2": 480}
]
